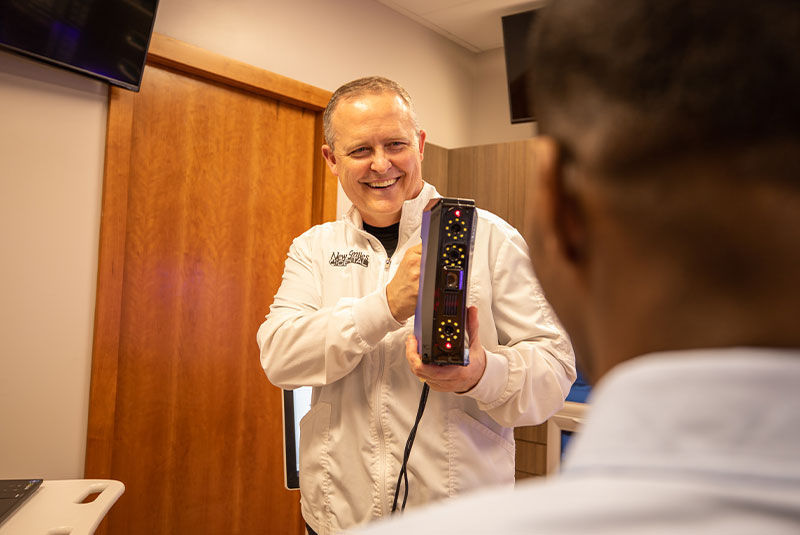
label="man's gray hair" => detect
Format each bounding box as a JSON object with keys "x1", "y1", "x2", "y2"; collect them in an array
[{"x1": 323, "y1": 76, "x2": 420, "y2": 149}]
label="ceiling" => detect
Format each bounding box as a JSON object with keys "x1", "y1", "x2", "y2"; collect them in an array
[{"x1": 375, "y1": 0, "x2": 544, "y2": 53}]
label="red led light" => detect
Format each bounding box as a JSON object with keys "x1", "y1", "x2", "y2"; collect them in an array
[
  {"x1": 454, "y1": 210, "x2": 461, "y2": 217},
  {"x1": 445, "y1": 342, "x2": 452, "y2": 349}
]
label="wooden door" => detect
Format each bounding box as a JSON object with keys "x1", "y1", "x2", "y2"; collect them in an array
[{"x1": 85, "y1": 35, "x2": 335, "y2": 535}]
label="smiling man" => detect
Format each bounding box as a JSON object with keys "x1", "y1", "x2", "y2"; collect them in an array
[{"x1": 257, "y1": 76, "x2": 575, "y2": 534}]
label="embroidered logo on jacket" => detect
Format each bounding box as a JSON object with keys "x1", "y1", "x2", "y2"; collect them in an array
[{"x1": 329, "y1": 250, "x2": 370, "y2": 268}]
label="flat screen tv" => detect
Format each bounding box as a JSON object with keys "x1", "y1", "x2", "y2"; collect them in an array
[
  {"x1": 282, "y1": 386, "x2": 312, "y2": 490},
  {"x1": 0, "y1": 0, "x2": 159, "y2": 92},
  {"x1": 501, "y1": 8, "x2": 541, "y2": 124}
]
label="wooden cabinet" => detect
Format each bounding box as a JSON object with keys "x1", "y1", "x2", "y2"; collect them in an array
[{"x1": 422, "y1": 138, "x2": 582, "y2": 479}]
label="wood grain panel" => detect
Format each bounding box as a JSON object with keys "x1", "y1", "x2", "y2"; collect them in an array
[
  {"x1": 83, "y1": 55, "x2": 323, "y2": 534},
  {"x1": 514, "y1": 439, "x2": 548, "y2": 477},
  {"x1": 445, "y1": 139, "x2": 549, "y2": 479},
  {"x1": 514, "y1": 422, "x2": 548, "y2": 477},
  {"x1": 445, "y1": 145, "x2": 476, "y2": 202},
  {"x1": 514, "y1": 422, "x2": 548, "y2": 444},
  {"x1": 421, "y1": 142, "x2": 449, "y2": 194},
  {"x1": 85, "y1": 86, "x2": 135, "y2": 485},
  {"x1": 111, "y1": 64, "x2": 309, "y2": 534},
  {"x1": 515, "y1": 470, "x2": 540, "y2": 481},
  {"x1": 414, "y1": 138, "x2": 574, "y2": 479},
  {"x1": 447, "y1": 140, "x2": 536, "y2": 246},
  {"x1": 475, "y1": 144, "x2": 508, "y2": 219},
  {"x1": 505, "y1": 139, "x2": 536, "y2": 246}
]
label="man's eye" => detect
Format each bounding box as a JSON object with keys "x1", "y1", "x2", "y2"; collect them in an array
[
  {"x1": 349, "y1": 147, "x2": 370, "y2": 156},
  {"x1": 387, "y1": 142, "x2": 407, "y2": 150}
]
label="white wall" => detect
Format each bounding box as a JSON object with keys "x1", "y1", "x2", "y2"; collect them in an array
[
  {"x1": 0, "y1": 51, "x2": 107, "y2": 479},
  {"x1": 0, "y1": 0, "x2": 535, "y2": 480},
  {"x1": 154, "y1": 0, "x2": 477, "y2": 149},
  {"x1": 472, "y1": 47, "x2": 537, "y2": 146}
]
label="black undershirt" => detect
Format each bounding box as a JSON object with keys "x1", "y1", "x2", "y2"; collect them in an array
[{"x1": 362, "y1": 221, "x2": 400, "y2": 258}]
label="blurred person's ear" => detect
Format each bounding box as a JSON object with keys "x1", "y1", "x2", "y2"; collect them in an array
[
  {"x1": 529, "y1": 136, "x2": 587, "y2": 273},
  {"x1": 529, "y1": 136, "x2": 593, "y2": 376}
]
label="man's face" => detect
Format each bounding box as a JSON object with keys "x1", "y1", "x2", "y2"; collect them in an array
[{"x1": 322, "y1": 91, "x2": 425, "y2": 227}]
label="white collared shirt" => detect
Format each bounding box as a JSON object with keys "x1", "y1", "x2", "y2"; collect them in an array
[{"x1": 356, "y1": 348, "x2": 800, "y2": 534}]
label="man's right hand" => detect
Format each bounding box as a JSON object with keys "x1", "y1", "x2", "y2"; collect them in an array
[{"x1": 386, "y1": 243, "x2": 422, "y2": 322}]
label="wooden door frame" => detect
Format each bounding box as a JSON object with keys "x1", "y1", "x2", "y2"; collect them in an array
[{"x1": 84, "y1": 33, "x2": 337, "y2": 479}]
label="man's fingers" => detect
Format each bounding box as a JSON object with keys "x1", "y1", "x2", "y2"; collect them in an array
[
  {"x1": 406, "y1": 335, "x2": 420, "y2": 365},
  {"x1": 404, "y1": 243, "x2": 422, "y2": 262},
  {"x1": 407, "y1": 324, "x2": 480, "y2": 393}
]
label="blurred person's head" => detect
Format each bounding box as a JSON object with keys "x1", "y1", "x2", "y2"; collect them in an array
[{"x1": 526, "y1": 0, "x2": 800, "y2": 382}]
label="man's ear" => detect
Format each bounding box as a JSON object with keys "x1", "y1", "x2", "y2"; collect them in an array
[
  {"x1": 321, "y1": 145, "x2": 339, "y2": 176},
  {"x1": 532, "y1": 136, "x2": 587, "y2": 265},
  {"x1": 417, "y1": 129, "x2": 426, "y2": 161}
]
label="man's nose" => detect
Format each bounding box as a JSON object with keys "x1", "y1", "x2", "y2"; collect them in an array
[{"x1": 371, "y1": 148, "x2": 392, "y2": 174}]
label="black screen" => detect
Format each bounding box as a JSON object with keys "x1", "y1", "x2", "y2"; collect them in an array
[
  {"x1": 282, "y1": 387, "x2": 312, "y2": 490},
  {"x1": 0, "y1": 0, "x2": 159, "y2": 91},
  {"x1": 501, "y1": 9, "x2": 540, "y2": 124}
]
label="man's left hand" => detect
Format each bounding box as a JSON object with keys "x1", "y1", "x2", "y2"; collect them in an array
[{"x1": 405, "y1": 306, "x2": 486, "y2": 393}]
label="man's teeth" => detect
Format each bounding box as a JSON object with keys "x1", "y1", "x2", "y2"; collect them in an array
[{"x1": 368, "y1": 178, "x2": 398, "y2": 188}]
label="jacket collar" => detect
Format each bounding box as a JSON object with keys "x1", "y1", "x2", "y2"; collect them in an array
[{"x1": 344, "y1": 182, "x2": 441, "y2": 246}]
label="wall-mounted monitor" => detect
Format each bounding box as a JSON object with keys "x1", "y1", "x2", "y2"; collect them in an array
[
  {"x1": 282, "y1": 387, "x2": 312, "y2": 490},
  {"x1": 501, "y1": 8, "x2": 541, "y2": 124},
  {"x1": 0, "y1": 0, "x2": 160, "y2": 92}
]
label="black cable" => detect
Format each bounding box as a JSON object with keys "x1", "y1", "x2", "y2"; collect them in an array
[{"x1": 391, "y1": 381, "x2": 430, "y2": 514}]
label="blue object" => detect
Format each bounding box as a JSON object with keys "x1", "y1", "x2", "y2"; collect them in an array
[{"x1": 561, "y1": 368, "x2": 591, "y2": 459}]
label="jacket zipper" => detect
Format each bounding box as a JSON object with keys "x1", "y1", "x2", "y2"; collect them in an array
[
  {"x1": 376, "y1": 251, "x2": 392, "y2": 516},
  {"x1": 359, "y1": 222, "x2": 413, "y2": 517}
]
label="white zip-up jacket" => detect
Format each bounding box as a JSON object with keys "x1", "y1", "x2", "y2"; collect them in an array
[{"x1": 257, "y1": 183, "x2": 576, "y2": 534}]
